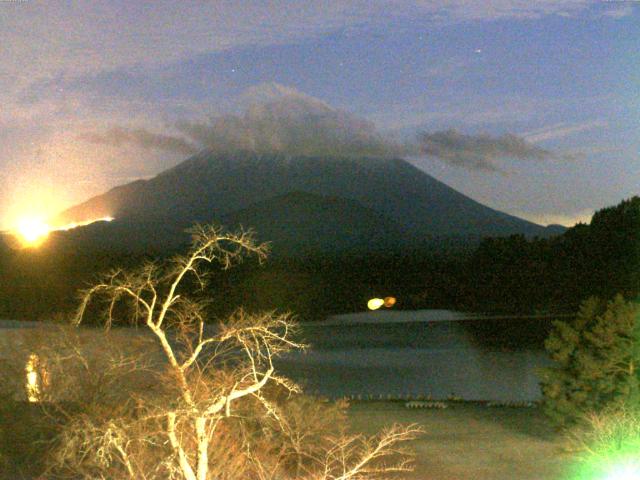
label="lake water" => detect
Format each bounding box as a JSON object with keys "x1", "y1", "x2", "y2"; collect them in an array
[
  {"x1": 0, "y1": 312, "x2": 557, "y2": 402},
  {"x1": 276, "y1": 310, "x2": 556, "y2": 402}
]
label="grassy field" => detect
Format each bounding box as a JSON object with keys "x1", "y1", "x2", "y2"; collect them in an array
[
  {"x1": 1, "y1": 400, "x2": 577, "y2": 479},
  {"x1": 347, "y1": 402, "x2": 576, "y2": 480}
]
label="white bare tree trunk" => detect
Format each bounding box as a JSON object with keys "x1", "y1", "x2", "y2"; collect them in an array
[{"x1": 195, "y1": 416, "x2": 209, "y2": 480}]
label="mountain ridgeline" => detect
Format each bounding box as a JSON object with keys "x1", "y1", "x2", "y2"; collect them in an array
[{"x1": 56, "y1": 151, "x2": 561, "y2": 255}]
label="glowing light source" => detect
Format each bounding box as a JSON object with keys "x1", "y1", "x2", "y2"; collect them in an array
[
  {"x1": 25, "y1": 353, "x2": 41, "y2": 403},
  {"x1": 11, "y1": 216, "x2": 114, "y2": 248},
  {"x1": 368, "y1": 298, "x2": 385, "y2": 310},
  {"x1": 384, "y1": 296, "x2": 396, "y2": 308},
  {"x1": 368, "y1": 296, "x2": 397, "y2": 310},
  {"x1": 16, "y1": 217, "x2": 51, "y2": 246}
]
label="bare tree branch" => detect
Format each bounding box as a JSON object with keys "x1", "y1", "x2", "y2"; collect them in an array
[{"x1": 34, "y1": 223, "x2": 421, "y2": 480}]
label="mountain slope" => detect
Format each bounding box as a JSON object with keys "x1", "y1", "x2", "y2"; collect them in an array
[
  {"x1": 57, "y1": 151, "x2": 559, "y2": 252},
  {"x1": 221, "y1": 191, "x2": 404, "y2": 255}
]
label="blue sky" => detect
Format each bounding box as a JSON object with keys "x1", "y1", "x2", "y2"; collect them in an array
[{"x1": 0, "y1": 1, "x2": 638, "y2": 228}]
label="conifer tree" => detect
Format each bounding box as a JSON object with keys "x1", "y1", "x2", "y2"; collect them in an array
[{"x1": 540, "y1": 295, "x2": 640, "y2": 427}]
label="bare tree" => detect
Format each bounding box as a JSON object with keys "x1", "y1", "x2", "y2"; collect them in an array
[{"x1": 42, "y1": 224, "x2": 421, "y2": 479}]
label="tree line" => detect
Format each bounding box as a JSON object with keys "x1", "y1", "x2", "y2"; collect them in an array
[{"x1": 0, "y1": 196, "x2": 638, "y2": 322}]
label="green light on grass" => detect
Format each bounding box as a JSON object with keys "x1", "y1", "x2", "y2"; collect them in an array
[
  {"x1": 567, "y1": 408, "x2": 640, "y2": 480},
  {"x1": 576, "y1": 458, "x2": 640, "y2": 480},
  {"x1": 603, "y1": 461, "x2": 640, "y2": 480}
]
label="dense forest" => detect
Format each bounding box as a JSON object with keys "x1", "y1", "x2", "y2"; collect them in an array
[{"x1": 0, "y1": 196, "x2": 638, "y2": 323}]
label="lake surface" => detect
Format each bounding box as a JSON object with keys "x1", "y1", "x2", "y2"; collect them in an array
[
  {"x1": 276, "y1": 310, "x2": 557, "y2": 402},
  {"x1": 0, "y1": 312, "x2": 558, "y2": 402}
]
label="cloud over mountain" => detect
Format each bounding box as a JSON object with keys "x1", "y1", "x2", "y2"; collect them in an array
[
  {"x1": 78, "y1": 84, "x2": 579, "y2": 173},
  {"x1": 177, "y1": 88, "x2": 404, "y2": 158},
  {"x1": 80, "y1": 84, "x2": 405, "y2": 159},
  {"x1": 418, "y1": 129, "x2": 571, "y2": 172},
  {"x1": 78, "y1": 127, "x2": 199, "y2": 155}
]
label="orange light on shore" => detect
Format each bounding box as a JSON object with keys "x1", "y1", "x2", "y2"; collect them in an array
[
  {"x1": 367, "y1": 296, "x2": 397, "y2": 311},
  {"x1": 367, "y1": 298, "x2": 385, "y2": 310}
]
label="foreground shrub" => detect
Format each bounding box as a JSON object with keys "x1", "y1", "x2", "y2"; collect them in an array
[{"x1": 567, "y1": 406, "x2": 640, "y2": 479}]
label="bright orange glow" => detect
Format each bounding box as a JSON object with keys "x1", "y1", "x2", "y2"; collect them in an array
[
  {"x1": 11, "y1": 216, "x2": 114, "y2": 248},
  {"x1": 384, "y1": 296, "x2": 397, "y2": 308},
  {"x1": 368, "y1": 298, "x2": 385, "y2": 310},
  {"x1": 16, "y1": 217, "x2": 51, "y2": 247}
]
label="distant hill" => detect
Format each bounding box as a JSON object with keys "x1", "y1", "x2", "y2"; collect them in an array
[{"x1": 56, "y1": 151, "x2": 563, "y2": 254}]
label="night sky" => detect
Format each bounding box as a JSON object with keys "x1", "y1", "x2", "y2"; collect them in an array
[{"x1": 1, "y1": 1, "x2": 638, "y2": 229}]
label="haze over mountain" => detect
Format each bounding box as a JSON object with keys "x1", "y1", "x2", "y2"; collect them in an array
[{"x1": 56, "y1": 150, "x2": 562, "y2": 254}]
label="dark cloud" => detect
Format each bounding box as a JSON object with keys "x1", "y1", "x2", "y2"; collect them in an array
[
  {"x1": 418, "y1": 129, "x2": 568, "y2": 172},
  {"x1": 78, "y1": 127, "x2": 198, "y2": 155}
]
